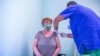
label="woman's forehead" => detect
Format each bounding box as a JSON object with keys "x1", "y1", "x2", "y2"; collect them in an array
[{"x1": 44, "y1": 20, "x2": 52, "y2": 22}]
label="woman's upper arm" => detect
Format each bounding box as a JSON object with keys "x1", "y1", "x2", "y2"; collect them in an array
[
  {"x1": 33, "y1": 31, "x2": 40, "y2": 47},
  {"x1": 33, "y1": 38, "x2": 38, "y2": 46},
  {"x1": 55, "y1": 36, "x2": 61, "y2": 48},
  {"x1": 32, "y1": 38, "x2": 38, "y2": 51}
]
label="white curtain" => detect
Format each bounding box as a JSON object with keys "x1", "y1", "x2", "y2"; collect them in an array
[{"x1": 0, "y1": 0, "x2": 42, "y2": 56}]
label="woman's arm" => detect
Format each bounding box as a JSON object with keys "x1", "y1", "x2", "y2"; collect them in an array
[
  {"x1": 52, "y1": 36, "x2": 61, "y2": 56},
  {"x1": 33, "y1": 38, "x2": 42, "y2": 56}
]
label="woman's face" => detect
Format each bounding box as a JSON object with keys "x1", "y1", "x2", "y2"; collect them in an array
[{"x1": 43, "y1": 20, "x2": 52, "y2": 30}]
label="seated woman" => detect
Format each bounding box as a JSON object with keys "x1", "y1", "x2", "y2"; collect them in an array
[{"x1": 33, "y1": 17, "x2": 61, "y2": 56}]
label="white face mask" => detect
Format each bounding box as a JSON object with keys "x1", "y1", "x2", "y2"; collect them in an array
[{"x1": 43, "y1": 24, "x2": 52, "y2": 30}]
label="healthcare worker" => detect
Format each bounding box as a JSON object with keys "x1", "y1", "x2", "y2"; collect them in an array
[{"x1": 53, "y1": 1, "x2": 100, "y2": 56}]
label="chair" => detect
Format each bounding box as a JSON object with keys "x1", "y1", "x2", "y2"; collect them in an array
[
  {"x1": 33, "y1": 52, "x2": 66, "y2": 56},
  {"x1": 58, "y1": 54, "x2": 66, "y2": 56}
]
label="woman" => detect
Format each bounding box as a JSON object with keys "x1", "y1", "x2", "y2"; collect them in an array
[{"x1": 33, "y1": 17, "x2": 61, "y2": 56}]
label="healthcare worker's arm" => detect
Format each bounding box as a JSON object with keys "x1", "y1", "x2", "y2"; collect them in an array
[
  {"x1": 60, "y1": 32, "x2": 73, "y2": 38},
  {"x1": 54, "y1": 15, "x2": 65, "y2": 31},
  {"x1": 52, "y1": 36, "x2": 61, "y2": 56},
  {"x1": 54, "y1": 5, "x2": 77, "y2": 31}
]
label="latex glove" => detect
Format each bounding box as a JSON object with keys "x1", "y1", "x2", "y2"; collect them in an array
[
  {"x1": 60, "y1": 33, "x2": 73, "y2": 38},
  {"x1": 60, "y1": 32, "x2": 67, "y2": 37},
  {"x1": 54, "y1": 30, "x2": 59, "y2": 34}
]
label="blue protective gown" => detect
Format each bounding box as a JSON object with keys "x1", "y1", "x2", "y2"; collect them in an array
[{"x1": 59, "y1": 4, "x2": 100, "y2": 54}]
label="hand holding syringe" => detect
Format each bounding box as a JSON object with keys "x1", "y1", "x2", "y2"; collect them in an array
[{"x1": 60, "y1": 32, "x2": 73, "y2": 38}]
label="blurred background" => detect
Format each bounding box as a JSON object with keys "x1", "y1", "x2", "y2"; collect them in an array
[{"x1": 0, "y1": 0, "x2": 100, "y2": 56}]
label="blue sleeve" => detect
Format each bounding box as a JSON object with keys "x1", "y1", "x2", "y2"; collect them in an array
[{"x1": 59, "y1": 5, "x2": 77, "y2": 19}]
